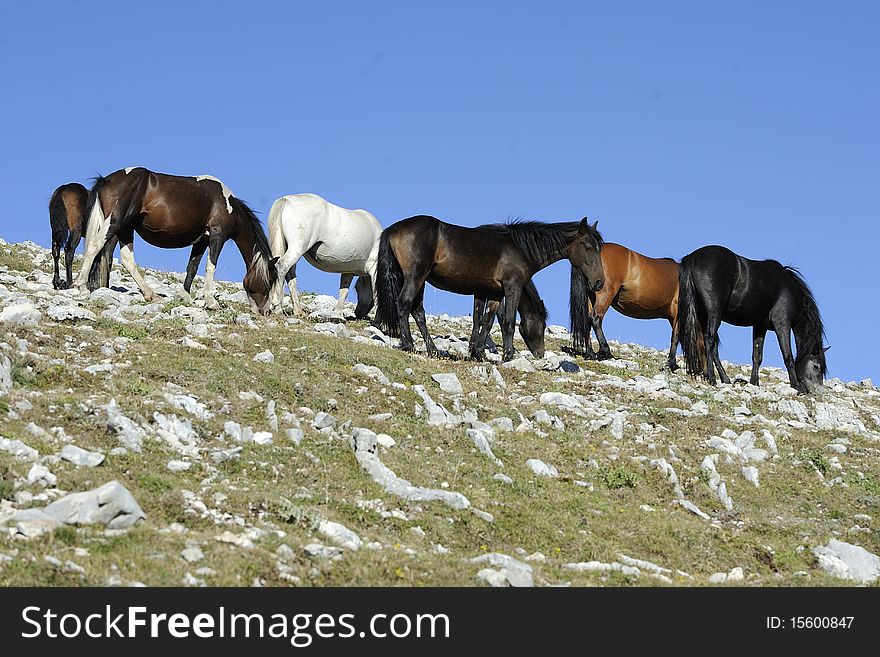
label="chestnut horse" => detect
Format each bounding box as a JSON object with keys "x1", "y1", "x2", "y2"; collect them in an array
[
  {"x1": 374, "y1": 216, "x2": 604, "y2": 361},
  {"x1": 75, "y1": 167, "x2": 277, "y2": 313},
  {"x1": 570, "y1": 243, "x2": 681, "y2": 370},
  {"x1": 49, "y1": 183, "x2": 89, "y2": 289}
]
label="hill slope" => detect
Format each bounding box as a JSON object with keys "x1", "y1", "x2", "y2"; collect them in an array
[{"x1": 1, "y1": 238, "x2": 878, "y2": 586}]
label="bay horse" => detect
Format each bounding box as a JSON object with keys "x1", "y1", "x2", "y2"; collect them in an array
[
  {"x1": 75, "y1": 167, "x2": 277, "y2": 314},
  {"x1": 49, "y1": 183, "x2": 88, "y2": 289},
  {"x1": 374, "y1": 216, "x2": 604, "y2": 361},
  {"x1": 570, "y1": 243, "x2": 682, "y2": 370},
  {"x1": 469, "y1": 280, "x2": 548, "y2": 360},
  {"x1": 267, "y1": 193, "x2": 381, "y2": 318},
  {"x1": 678, "y1": 245, "x2": 827, "y2": 393}
]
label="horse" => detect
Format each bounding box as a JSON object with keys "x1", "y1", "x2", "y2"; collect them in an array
[
  {"x1": 677, "y1": 245, "x2": 828, "y2": 393},
  {"x1": 374, "y1": 215, "x2": 604, "y2": 361},
  {"x1": 469, "y1": 280, "x2": 548, "y2": 360},
  {"x1": 570, "y1": 243, "x2": 683, "y2": 370},
  {"x1": 74, "y1": 167, "x2": 277, "y2": 314},
  {"x1": 267, "y1": 193, "x2": 381, "y2": 318},
  {"x1": 49, "y1": 183, "x2": 89, "y2": 289}
]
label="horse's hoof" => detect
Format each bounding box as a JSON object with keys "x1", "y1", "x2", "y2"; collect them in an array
[{"x1": 596, "y1": 352, "x2": 613, "y2": 361}]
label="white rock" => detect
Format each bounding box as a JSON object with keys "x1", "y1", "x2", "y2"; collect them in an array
[
  {"x1": 0, "y1": 355, "x2": 12, "y2": 396},
  {"x1": 493, "y1": 473, "x2": 513, "y2": 485},
  {"x1": 432, "y1": 372, "x2": 463, "y2": 394},
  {"x1": 10, "y1": 480, "x2": 145, "y2": 530},
  {"x1": 526, "y1": 459, "x2": 558, "y2": 477},
  {"x1": 352, "y1": 363, "x2": 390, "y2": 386},
  {"x1": 0, "y1": 302, "x2": 41, "y2": 326},
  {"x1": 312, "y1": 412, "x2": 336, "y2": 429},
  {"x1": 253, "y1": 350, "x2": 275, "y2": 364},
  {"x1": 27, "y1": 463, "x2": 57, "y2": 487},
  {"x1": 317, "y1": 519, "x2": 362, "y2": 551},
  {"x1": 181, "y1": 547, "x2": 204, "y2": 563},
  {"x1": 60, "y1": 444, "x2": 105, "y2": 467},
  {"x1": 500, "y1": 357, "x2": 535, "y2": 373},
  {"x1": 0, "y1": 436, "x2": 39, "y2": 461},
  {"x1": 167, "y1": 460, "x2": 192, "y2": 473},
  {"x1": 47, "y1": 304, "x2": 96, "y2": 322},
  {"x1": 471, "y1": 553, "x2": 533, "y2": 587},
  {"x1": 812, "y1": 539, "x2": 880, "y2": 584}
]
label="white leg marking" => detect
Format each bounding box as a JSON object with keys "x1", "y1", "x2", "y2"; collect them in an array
[
  {"x1": 203, "y1": 259, "x2": 219, "y2": 310},
  {"x1": 120, "y1": 242, "x2": 157, "y2": 302}
]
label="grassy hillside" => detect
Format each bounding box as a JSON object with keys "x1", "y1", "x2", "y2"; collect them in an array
[{"x1": 1, "y1": 239, "x2": 878, "y2": 586}]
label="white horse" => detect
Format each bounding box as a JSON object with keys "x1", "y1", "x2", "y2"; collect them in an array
[{"x1": 268, "y1": 193, "x2": 381, "y2": 317}]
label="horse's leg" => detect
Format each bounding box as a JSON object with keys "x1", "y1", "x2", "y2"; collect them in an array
[
  {"x1": 773, "y1": 323, "x2": 802, "y2": 392},
  {"x1": 750, "y1": 326, "x2": 767, "y2": 386},
  {"x1": 272, "y1": 247, "x2": 305, "y2": 316},
  {"x1": 117, "y1": 230, "x2": 158, "y2": 302},
  {"x1": 63, "y1": 229, "x2": 81, "y2": 289},
  {"x1": 202, "y1": 230, "x2": 225, "y2": 310},
  {"x1": 51, "y1": 235, "x2": 63, "y2": 289},
  {"x1": 666, "y1": 320, "x2": 680, "y2": 371},
  {"x1": 336, "y1": 273, "x2": 354, "y2": 312},
  {"x1": 703, "y1": 312, "x2": 722, "y2": 385},
  {"x1": 469, "y1": 297, "x2": 488, "y2": 360},
  {"x1": 395, "y1": 276, "x2": 424, "y2": 352},
  {"x1": 411, "y1": 287, "x2": 437, "y2": 357},
  {"x1": 183, "y1": 237, "x2": 208, "y2": 300},
  {"x1": 500, "y1": 285, "x2": 523, "y2": 362},
  {"x1": 593, "y1": 313, "x2": 614, "y2": 360}
]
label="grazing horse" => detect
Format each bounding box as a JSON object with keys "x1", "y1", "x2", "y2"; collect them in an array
[
  {"x1": 570, "y1": 243, "x2": 682, "y2": 370},
  {"x1": 678, "y1": 245, "x2": 827, "y2": 393},
  {"x1": 49, "y1": 183, "x2": 89, "y2": 289},
  {"x1": 469, "y1": 280, "x2": 548, "y2": 360},
  {"x1": 267, "y1": 193, "x2": 381, "y2": 318},
  {"x1": 75, "y1": 167, "x2": 277, "y2": 314},
  {"x1": 374, "y1": 216, "x2": 604, "y2": 361}
]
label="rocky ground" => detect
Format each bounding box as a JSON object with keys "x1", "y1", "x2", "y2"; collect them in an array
[{"x1": 1, "y1": 238, "x2": 879, "y2": 587}]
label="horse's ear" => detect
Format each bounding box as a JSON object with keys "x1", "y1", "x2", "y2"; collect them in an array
[
  {"x1": 591, "y1": 220, "x2": 599, "y2": 231},
  {"x1": 578, "y1": 217, "x2": 591, "y2": 233}
]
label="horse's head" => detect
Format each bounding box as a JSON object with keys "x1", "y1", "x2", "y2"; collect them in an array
[
  {"x1": 244, "y1": 253, "x2": 278, "y2": 316},
  {"x1": 519, "y1": 303, "x2": 546, "y2": 358},
  {"x1": 567, "y1": 218, "x2": 604, "y2": 292},
  {"x1": 354, "y1": 276, "x2": 374, "y2": 319},
  {"x1": 796, "y1": 345, "x2": 829, "y2": 394}
]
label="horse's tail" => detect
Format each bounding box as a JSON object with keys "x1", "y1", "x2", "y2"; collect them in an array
[
  {"x1": 677, "y1": 258, "x2": 707, "y2": 375},
  {"x1": 78, "y1": 175, "x2": 113, "y2": 289},
  {"x1": 49, "y1": 188, "x2": 69, "y2": 254},
  {"x1": 266, "y1": 197, "x2": 287, "y2": 306},
  {"x1": 569, "y1": 265, "x2": 592, "y2": 355},
  {"x1": 374, "y1": 230, "x2": 402, "y2": 337}
]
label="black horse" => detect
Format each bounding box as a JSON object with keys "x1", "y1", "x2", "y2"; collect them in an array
[
  {"x1": 374, "y1": 215, "x2": 604, "y2": 361},
  {"x1": 678, "y1": 245, "x2": 827, "y2": 393}
]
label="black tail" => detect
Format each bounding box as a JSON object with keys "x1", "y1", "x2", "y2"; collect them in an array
[
  {"x1": 49, "y1": 188, "x2": 69, "y2": 251},
  {"x1": 569, "y1": 265, "x2": 592, "y2": 355},
  {"x1": 677, "y1": 259, "x2": 706, "y2": 375},
  {"x1": 374, "y1": 231, "x2": 403, "y2": 337},
  {"x1": 85, "y1": 175, "x2": 112, "y2": 290},
  {"x1": 786, "y1": 266, "x2": 827, "y2": 378}
]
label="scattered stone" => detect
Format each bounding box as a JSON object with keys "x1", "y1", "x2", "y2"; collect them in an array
[
  {"x1": 60, "y1": 444, "x2": 105, "y2": 467},
  {"x1": 812, "y1": 539, "x2": 880, "y2": 584},
  {"x1": 526, "y1": 459, "x2": 558, "y2": 477},
  {"x1": 352, "y1": 363, "x2": 390, "y2": 386},
  {"x1": 0, "y1": 302, "x2": 41, "y2": 326},
  {"x1": 317, "y1": 519, "x2": 362, "y2": 551},
  {"x1": 253, "y1": 350, "x2": 275, "y2": 364},
  {"x1": 312, "y1": 412, "x2": 337, "y2": 429},
  {"x1": 167, "y1": 460, "x2": 192, "y2": 473},
  {"x1": 0, "y1": 436, "x2": 39, "y2": 461},
  {"x1": 471, "y1": 553, "x2": 533, "y2": 587},
  {"x1": 181, "y1": 547, "x2": 204, "y2": 563},
  {"x1": 432, "y1": 373, "x2": 463, "y2": 394}
]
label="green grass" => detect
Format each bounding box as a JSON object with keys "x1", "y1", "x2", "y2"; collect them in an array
[{"x1": 0, "y1": 239, "x2": 878, "y2": 587}]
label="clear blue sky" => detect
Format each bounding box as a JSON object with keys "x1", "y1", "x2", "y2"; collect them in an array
[{"x1": 1, "y1": 1, "x2": 877, "y2": 382}]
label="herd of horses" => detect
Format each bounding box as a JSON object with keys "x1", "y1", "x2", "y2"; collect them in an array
[{"x1": 47, "y1": 167, "x2": 828, "y2": 394}]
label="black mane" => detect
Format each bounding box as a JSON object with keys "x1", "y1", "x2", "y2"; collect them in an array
[
  {"x1": 477, "y1": 219, "x2": 603, "y2": 266},
  {"x1": 786, "y1": 266, "x2": 827, "y2": 376},
  {"x1": 231, "y1": 197, "x2": 278, "y2": 285}
]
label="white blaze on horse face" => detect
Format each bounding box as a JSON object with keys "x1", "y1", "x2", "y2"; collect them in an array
[{"x1": 195, "y1": 175, "x2": 234, "y2": 214}]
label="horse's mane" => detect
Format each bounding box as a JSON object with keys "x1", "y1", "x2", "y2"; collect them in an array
[
  {"x1": 785, "y1": 266, "x2": 826, "y2": 377},
  {"x1": 477, "y1": 220, "x2": 603, "y2": 266},
  {"x1": 231, "y1": 197, "x2": 278, "y2": 287},
  {"x1": 521, "y1": 279, "x2": 548, "y2": 322}
]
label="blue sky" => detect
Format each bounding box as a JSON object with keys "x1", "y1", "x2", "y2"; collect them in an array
[{"x1": 1, "y1": 1, "x2": 877, "y2": 382}]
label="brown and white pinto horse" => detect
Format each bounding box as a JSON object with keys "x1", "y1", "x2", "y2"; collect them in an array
[
  {"x1": 49, "y1": 183, "x2": 89, "y2": 289},
  {"x1": 570, "y1": 243, "x2": 683, "y2": 370},
  {"x1": 75, "y1": 168, "x2": 277, "y2": 313}
]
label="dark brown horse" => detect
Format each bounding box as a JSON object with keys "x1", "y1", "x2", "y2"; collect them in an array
[
  {"x1": 570, "y1": 243, "x2": 683, "y2": 370},
  {"x1": 374, "y1": 216, "x2": 604, "y2": 361},
  {"x1": 75, "y1": 167, "x2": 277, "y2": 313},
  {"x1": 469, "y1": 280, "x2": 548, "y2": 360},
  {"x1": 49, "y1": 183, "x2": 89, "y2": 289}
]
